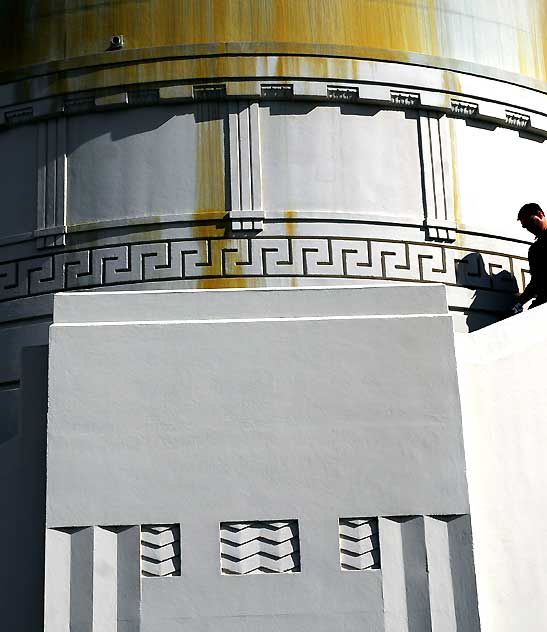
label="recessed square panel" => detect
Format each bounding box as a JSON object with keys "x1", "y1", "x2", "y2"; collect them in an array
[
  {"x1": 141, "y1": 524, "x2": 181, "y2": 577},
  {"x1": 220, "y1": 520, "x2": 300, "y2": 575},
  {"x1": 339, "y1": 518, "x2": 380, "y2": 571}
]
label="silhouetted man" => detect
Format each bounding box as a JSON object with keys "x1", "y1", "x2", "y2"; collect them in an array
[{"x1": 513, "y1": 202, "x2": 547, "y2": 313}]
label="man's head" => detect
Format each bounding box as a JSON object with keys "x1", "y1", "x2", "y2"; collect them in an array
[{"x1": 518, "y1": 202, "x2": 547, "y2": 236}]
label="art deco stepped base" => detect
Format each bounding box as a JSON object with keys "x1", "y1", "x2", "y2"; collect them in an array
[{"x1": 44, "y1": 284, "x2": 480, "y2": 631}]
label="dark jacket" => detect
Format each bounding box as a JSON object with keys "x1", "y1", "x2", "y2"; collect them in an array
[{"x1": 522, "y1": 231, "x2": 547, "y2": 306}]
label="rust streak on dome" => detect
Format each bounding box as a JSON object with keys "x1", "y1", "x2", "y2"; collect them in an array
[{"x1": 0, "y1": 0, "x2": 546, "y2": 88}]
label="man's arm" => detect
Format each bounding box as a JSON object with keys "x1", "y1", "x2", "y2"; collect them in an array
[
  {"x1": 518, "y1": 278, "x2": 537, "y2": 305},
  {"x1": 513, "y1": 243, "x2": 538, "y2": 312},
  {"x1": 513, "y1": 278, "x2": 537, "y2": 313}
]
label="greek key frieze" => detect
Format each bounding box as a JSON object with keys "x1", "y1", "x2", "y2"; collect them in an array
[{"x1": 0, "y1": 238, "x2": 528, "y2": 302}]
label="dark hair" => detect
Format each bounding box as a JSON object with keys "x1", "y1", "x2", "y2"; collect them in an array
[{"x1": 518, "y1": 202, "x2": 543, "y2": 221}]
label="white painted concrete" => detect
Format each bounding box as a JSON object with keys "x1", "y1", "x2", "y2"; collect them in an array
[
  {"x1": 67, "y1": 104, "x2": 225, "y2": 222},
  {"x1": 45, "y1": 285, "x2": 479, "y2": 631},
  {"x1": 260, "y1": 103, "x2": 423, "y2": 220},
  {"x1": 457, "y1": 304, "x2": 547, "y2": 632},
  {"x1": 53, "y1": 284, "x2": 449, "y2": 323},
  {"x1": 1, "y1": 82, "x2": 535, "y2": 324},
  {"x1": 2, "y1": 6, "x2": 545, "y2": 627}
]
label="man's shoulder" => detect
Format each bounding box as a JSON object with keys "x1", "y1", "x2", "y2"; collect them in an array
[{"x1": 529, "y1": 233, "x2": 547, "y2": 257}]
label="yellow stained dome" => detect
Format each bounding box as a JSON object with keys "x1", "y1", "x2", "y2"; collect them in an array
[{"x1": 1, "y1": 0, "x2": 546, "y2": 87}]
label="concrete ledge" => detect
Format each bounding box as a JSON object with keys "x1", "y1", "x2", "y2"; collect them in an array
[{"x1": 53, "y1": 284, "x2": 449, "y2": 324}]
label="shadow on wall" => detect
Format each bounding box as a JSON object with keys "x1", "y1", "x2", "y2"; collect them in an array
[
  {"x1": 456, "y1": 253, "x2": 518, "y2": 332},
  {"x1": 0, "y1": 346, "x2": 48, "y2": 631},
  {"x1": 0, "y1": 384, "x2": 19, "y2": 444}
]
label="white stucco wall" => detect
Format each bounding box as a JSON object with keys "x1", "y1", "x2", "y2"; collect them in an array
[
  {"x1": 259, "y1": 103, "x2": 423, "y2": 219},
  {"x1": 45, "y1": 285, "x2": 478, "y2": 631},
  {"x1": 457, "y1": 305, "x2": 547, "y2": 632}
]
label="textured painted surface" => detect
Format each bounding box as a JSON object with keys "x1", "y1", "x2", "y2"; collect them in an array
[
  {"x1": 1, "y1": 0, "x2": 547, "y2": 87},
  {"x1": 457, "y1": 303, "x2": 547, "y2": 631},
  {"x1": 45, "y1": 285, "x2": 478, "y2": 630},
  {"x1": 0, "y1": 91, "x2": 532, "y2": 328},
  {"x1": 339, "y1": 518, "x2": 380, "y2": 571},
  {"x1": 44, "y1": 525, "x2": 141, "y2": 630},
  {"x1": 0, "y1": 347, "x2": 49, "y2": 631},
  {"x1": 220, "y1": 521, "x2": 301, "y2": 574},
  {"x1": 141, "y1": 525, "x2": 181, "y2": 577}
]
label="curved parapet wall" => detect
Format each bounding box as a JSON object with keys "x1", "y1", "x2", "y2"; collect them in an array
[{"x1": 1, "y1": 0, "x2": 546, "y2": 334}]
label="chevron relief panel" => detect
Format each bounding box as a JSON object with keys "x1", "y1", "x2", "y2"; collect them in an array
[
  {"x1": 339, "y1": 518, "x2": 381, "y2": 571},
  {"x1": 141, "y1": 524, "x2": 181, "y2": 577},
  {"x1": 220, "y1": 520, "x2": 300, "y2": 575}
]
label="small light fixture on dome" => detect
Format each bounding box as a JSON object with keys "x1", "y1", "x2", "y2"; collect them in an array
[{"x1": 109, "y1": 34, "x2": 124, "y2": 50}]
